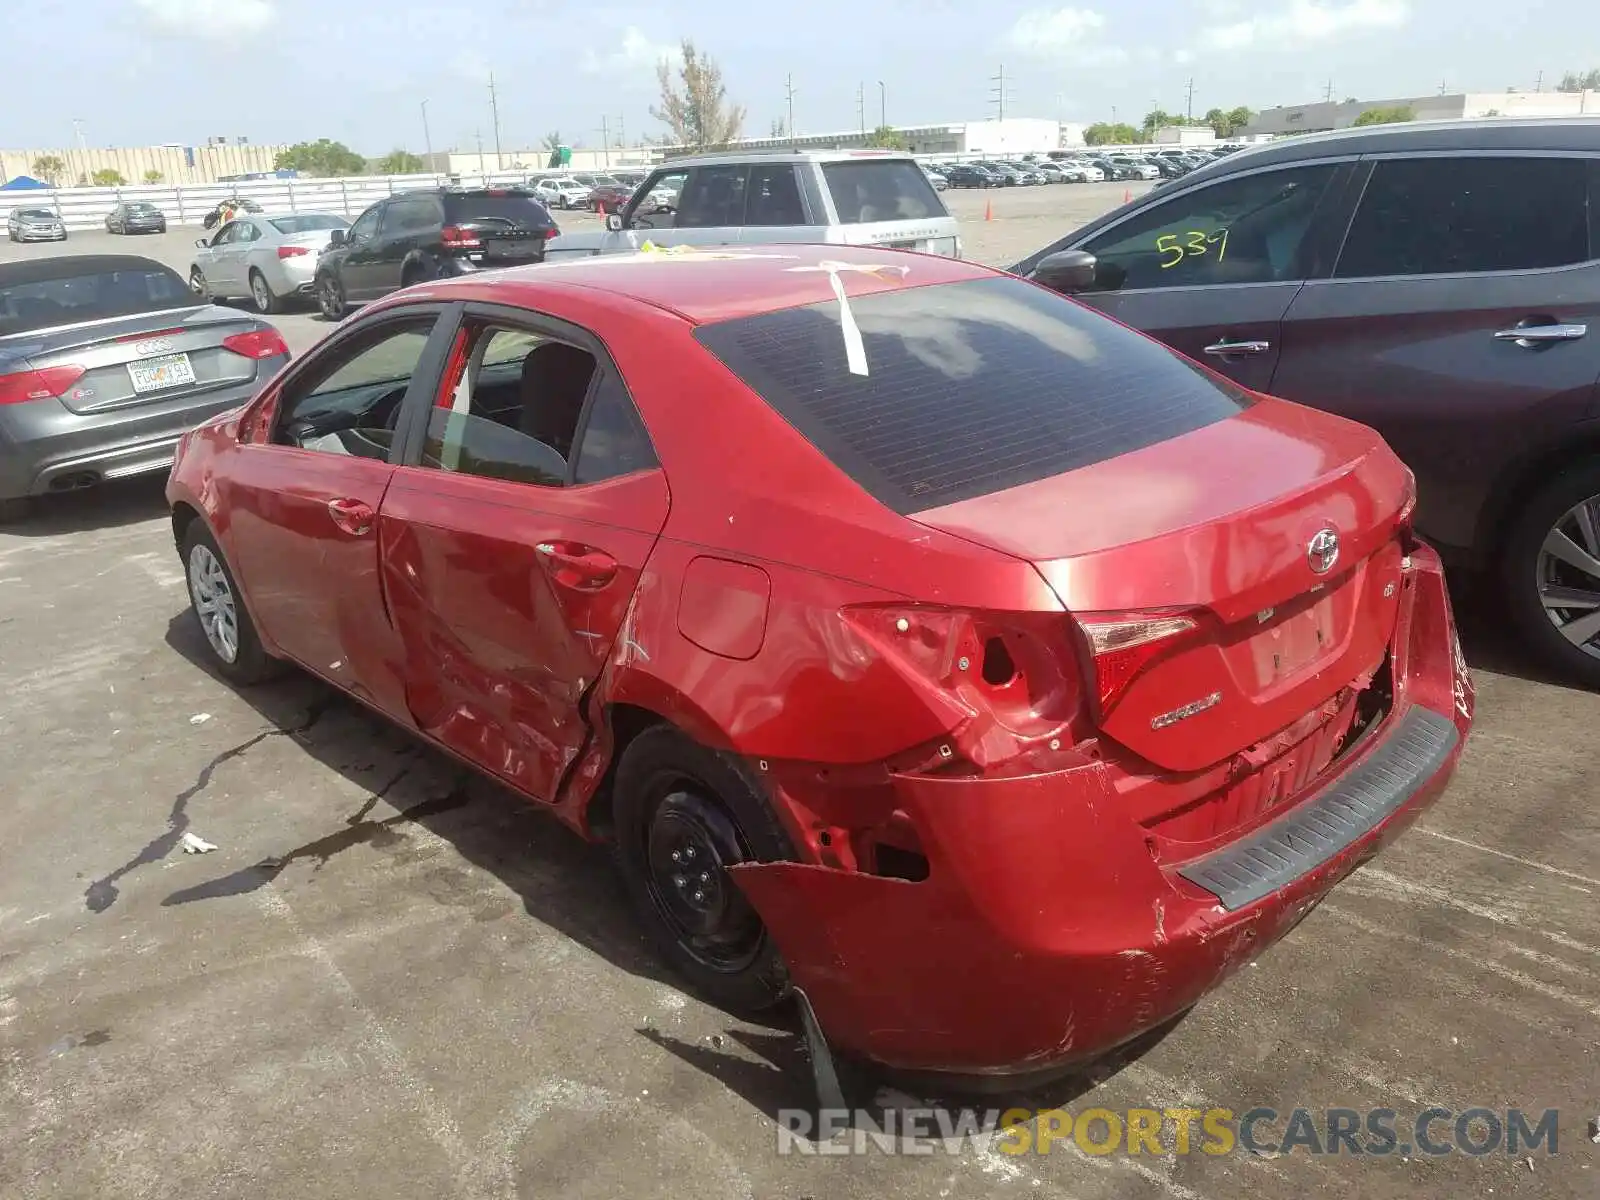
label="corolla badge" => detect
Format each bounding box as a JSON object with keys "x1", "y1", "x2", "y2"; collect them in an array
[
  {"x1": 133, "y1": 338, "x2": 175, "y2": 357},
  {"x1": 1307, "y1": 527, "x2": 1340, "y2": 575}
]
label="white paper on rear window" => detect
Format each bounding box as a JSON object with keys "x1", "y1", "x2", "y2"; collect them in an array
[{"x1": 693, "y1": 276, "x2": 1253, "y2": 514}]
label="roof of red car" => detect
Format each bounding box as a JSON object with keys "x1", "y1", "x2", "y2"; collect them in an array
[{"x1": 428, "y1": 243, "x2": 996, "y2": 325}]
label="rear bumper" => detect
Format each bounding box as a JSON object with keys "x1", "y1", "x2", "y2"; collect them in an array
[
  {"x1": 0, "y1": 366, "x2": 283, "y2": 500},
  {"x1": 731, "y1": 545, "x2": 1473, "y2": 1080}
]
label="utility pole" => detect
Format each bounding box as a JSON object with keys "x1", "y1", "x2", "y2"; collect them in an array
[
  {"x1": 617, "y1": 114, "x2": 625, "y2": 155},
  {"x1": 1185, "y1": 77, "x2": 1195, "y2": 120},
  {"x1": 878, "y1": 80, "x2": 886, "y2": 130},
  {"x1": 598, "y1": 116, "x2": 611, "y2": 167},
  {"x1": 476, "y1": 129, "x2": 485, "y2": 175},
  {"x1": 420, "y1": 100, "x2": 433, "y2": 168},
  {"x1": 856, "y1": 82, "x2": 866, "y2": 134},
  {"x1": 1324, "y1": 78, "x2": 1334, "y2": 103},
  {"x1": 990, "y1": 64, "x2": 1008, "y2": 121},
  {"x1": 488, "y1": 73, "x2": 503, "y2": 171},
  {"x1": 785, "y1": 74, "x2": 797, "y2": 145},
  {"x1": 1535, "y1": 69, "x2": 1543, "y2": 93},
  {"x1": 1439, "y1": 78, "x2": 1448, "y2": 95}
]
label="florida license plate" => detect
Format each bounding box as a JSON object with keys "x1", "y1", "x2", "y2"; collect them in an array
[{"x1": 128, "y1": 352, "x2": 196, "y2": 393}]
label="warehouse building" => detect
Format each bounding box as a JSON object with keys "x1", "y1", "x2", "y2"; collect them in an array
[{"x1": 1245, "y1": 89, "x2": 1599, "y2": 135}]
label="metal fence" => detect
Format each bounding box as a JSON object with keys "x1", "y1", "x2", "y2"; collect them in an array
[{"x1": 0, "y1": 169, "x2": 552, "y2": 231}]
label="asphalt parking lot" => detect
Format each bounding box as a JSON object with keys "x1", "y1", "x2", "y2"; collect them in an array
[{"x1": 2, "y1": 183, "x2": 1598, "y2": 1200}]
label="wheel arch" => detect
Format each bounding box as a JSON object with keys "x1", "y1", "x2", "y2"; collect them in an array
[{"x1": 1476, "y1": 420, "x2": 1600, "y2": 566}]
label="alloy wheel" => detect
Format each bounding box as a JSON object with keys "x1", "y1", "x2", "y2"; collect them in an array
[
  {"x1": 188, "y1": 543, "x2": 240, "y2": 664},
  {"x1": 642, "y1": 786, "x2": 763, "y2": 974},
  {"x1": 1536, "y1": 491, "x2": 1600, "y2": 660},
  {"x1": 189, "y1": 269, "x2": 208, "y2": 299},
  {"x1": 251, "y1": 274, "x2": 272, "y2": 312},
  {"x1": 318, "y1": 277, "x2": 343, "y2": 320}
]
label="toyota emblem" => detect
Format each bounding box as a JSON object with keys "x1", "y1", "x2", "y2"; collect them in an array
[{"x1": 1307, "y1": 527, "x2": 1340, "y2": 575}]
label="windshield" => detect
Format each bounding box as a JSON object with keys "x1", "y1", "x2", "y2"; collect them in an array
[
  {"x1": 0, "y1": 262, "x2": 193, "y2": 336},
  {"x1": 271, "y1": 214, "x2": 349, "y2": 234},
  {"x1": 18, "y1": 209, "x2": 55, "y2": 219},
  {"x1": 822, "y1": 160, "x2": 947, "y2": 225},
  {"x1": 694, "y1": 276, "x2": 1249, "y2": 514}
]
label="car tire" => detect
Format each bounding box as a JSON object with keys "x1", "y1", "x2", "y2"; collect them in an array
[
  {"x1": 248, "y1": 269, "x2": 282, "y2": 314},
  {"x1": 181, "y1": 522, "x2": 279, "y2": 685},
  {"x1": 612, "y1": 723, "x2": 798, "y2": 1015},
  {"x1": 1500, "y1": 462, "x2": 1600, "y2": 689},
  {"x1": 189, "y1": 267, "x2": 211, "y2": 301},
  {"x1": 317, "y1": 274, "x2": 348, "y2": 322}
]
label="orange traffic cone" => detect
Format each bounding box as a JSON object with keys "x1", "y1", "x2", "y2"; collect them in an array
[
  {"x1": 596, "y1": 199, "x2": 606, "y2": 216},
  {"x1": 984, "y1": 197, "x2": 993, "y2": 222},
  {"x1": 1123, "y1": 188, "x2": 1131, "y2": 203}
]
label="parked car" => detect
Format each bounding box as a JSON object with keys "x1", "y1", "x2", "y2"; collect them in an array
[
  {"x1": 547, "y1": 149, "x2": 962, "y2": 260},
  {"x1": 532, "y1": 177, "x2": 592, "y2": 210},
  {"x1": 1033, "y1": 162, "x2": 1071, "y2": 184},
  {"x1": 923, "y1": 168, "x2": 949, "y2": 191},
  {"x1": 974, "y1": 161, "x2": 1025, "y2": 186},
  {"x1": 6, "y1": 208, "x2": 66, "y2": 243},
  {"x1": 1109, "y1": 156, "x2": 1161, "y2": 181},
  {"x1": 202, "y1": 198, "x2": 264, "y2": 230},
  {"x1": 1058, "y1": 160, "x2": 1106, "y2": 183},
  {"x1": 587, "y1": 181, "x2": 634, "y2": 212},
  {"x1": 165, "y1": 242, "x2": 1471, "y2": 1087},
  {"x1": 189, "y1": 211, "x2": 350, "y2": 314},
  {"x1": 313, "y1": 186, "x2": 560, "y2": 321},
  {"x1": 0, "y1": 254, "x2": 289, "y2": 522},
  {"x1": 1011, "y1": 116, "x2": 1600, "y2": 684},
  {"x1": 944, "y1": 163, "x2": 999, "y2": 188},
  {"x1": 105, "y1": 202, "x2": 168, "y2": 235}
]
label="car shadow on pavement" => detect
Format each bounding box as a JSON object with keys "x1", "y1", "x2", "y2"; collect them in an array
[
  {"x1": 1447, "y1": 572, "x2": 1582, "y2": 690},
  {"x1": 2, "y1": 477, "x2": 171, "y2": 537}
]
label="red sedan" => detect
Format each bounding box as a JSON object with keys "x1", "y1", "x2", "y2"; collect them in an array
[{"x1": 166, "y1": 243, "x2": 1473, "y2": 1087}]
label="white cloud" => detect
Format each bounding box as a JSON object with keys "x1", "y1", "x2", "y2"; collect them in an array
[
  {"x1": 1199, "y1": 0, "x2": 1408, "y2": 52},
  {"x1": 581, "y1": 27, "x2": 682, "y2": 77},
  {"x1": 134, "y1": 0, "x2": 275, "y2": 39},
  {"x1": 1002, "y1": 8, "x2": 1107, "y2": 54}
]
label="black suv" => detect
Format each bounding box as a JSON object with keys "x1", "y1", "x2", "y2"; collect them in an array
[
  {"x1": 1014, "y1": 117, "x2": 1600, "y2": 685},
  {"x1": 315, "y1": 187, "x2": 559, "y2": 321}
]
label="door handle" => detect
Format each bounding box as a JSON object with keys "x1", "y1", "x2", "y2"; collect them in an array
[
  {"x1": 536, "y1": 542, "x2": 619, "y2": 590},
  {"x1": 1493, "y1": 323, "x2": 1587, "y2": 346},
  {"x1": 326, "y1": 497, "x2": 375, "y2": 536},
  {"x1": 1203, "y1": 339, "x2": 1272, "y2": 357}
]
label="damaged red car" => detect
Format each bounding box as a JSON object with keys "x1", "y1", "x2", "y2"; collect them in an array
[{"x1": 166, "y1": 243, "x2": 1474, "y2": 1088}]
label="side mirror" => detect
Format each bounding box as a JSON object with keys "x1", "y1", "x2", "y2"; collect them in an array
[
  {"x1": 328, "y1": 228, "x2": 347, "y2": 247},
  {"x1": 605, "y1": 213, "x2": 623, "y2": 232},
  {"x1": 1032, "y1": 249, "x2": 1099, "y2": 295}
]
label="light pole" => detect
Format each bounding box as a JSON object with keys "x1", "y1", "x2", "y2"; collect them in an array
[
  {"x1": 878, "y1": 81, "x2": 886, "y2": 130},
  {"x1": 421, "y1": 100, "x2": 433, "y2": 169}
]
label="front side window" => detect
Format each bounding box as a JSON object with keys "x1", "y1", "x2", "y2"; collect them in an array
[
  {"x1": 347, "y1": 206, "x2": 382, "y2": 242},
  {"x1": 273, "y1": 317, "x2": 437, "y2": 457},
  {"x1": 1079, "y1": 164, "x2": 1339, "y2": 292},
  {"x1": 1334, "y1": 156, "x2": 1591, "y2": 278}
]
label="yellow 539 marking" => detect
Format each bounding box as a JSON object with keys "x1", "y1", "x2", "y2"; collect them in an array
[{"x1": 1156, "y1": 228, "x2": 1229, "y2": 269}]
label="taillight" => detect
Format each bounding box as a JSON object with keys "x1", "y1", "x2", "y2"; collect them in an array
[
  {"x1": 0, "y1": 364, "x2": 86, "y2": 406},
  {"x1": 276, "y1": 245, "x2": 311, "y2": 259},
  {"x1": 543, "y1": 227, "x2": 561, "y2": 239},
  {"x1": 440, "y1": 225, "x2": 481, "y2": 249},
  {"x1": 840, "y1": 604, "x2": 1084, "y2": 768},
  {"x1": 222, "y1": 328, "x2": 289, "y2": 359},
  {"x1": 1075, "y1": 612, "x2": 1199, "y2": 717}
]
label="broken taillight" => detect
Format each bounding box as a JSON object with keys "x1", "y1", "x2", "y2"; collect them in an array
[
  {"x1": 1075, "y1": 612, "x2": 1200, "y2": 717},
  {"x1": 1395, "y1": 470, "x2": 1421, "y2": 552},
  {"x1": 840, "y1": 604, "x2": 1085, "y2": 766}
]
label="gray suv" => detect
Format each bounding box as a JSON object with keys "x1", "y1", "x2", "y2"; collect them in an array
[
  {"x1": 545, "y1": 149, "x2": 962, "y2": 260},
  {"x1": 1013, "y1": 117, "x2": 1600, "y2": 686}
]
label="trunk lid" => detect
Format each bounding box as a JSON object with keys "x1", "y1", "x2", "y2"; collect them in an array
[
  {"x1": 910, "y1": 400, "x2": 1414, "y2": 772},
  {"x1": 2, "y1": 305, "x2": 267, "y2": 414}
]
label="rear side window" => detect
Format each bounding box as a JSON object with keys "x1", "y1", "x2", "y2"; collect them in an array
[
  {"x1": 383, "y1": 196, "x2": 440, "y2": 236},
  {"x1": 444, "y1": 191, "x2": 553, "y2": 227},
  {"x1": 678, "y1": 166, "x2": 749, "y2": 228},
  {"x1": 1334, "y1": 156, "x2": 1591, "y2": 278},
  {"x1": 0, "y1": 263, "x2": 191, "y2": 335},
  {"x1": 824, "y1": 161, "x2": 946, "y2": 223},
  {"x1": 694, "y1": 276, "x2": 1249, "y2": 514}
]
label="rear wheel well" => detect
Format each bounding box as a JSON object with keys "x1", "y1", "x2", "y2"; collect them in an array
[
  {"x1": 171, "y1": 502, "x2": 202, "y2": 552},
  {"x1": 1479, "y1": 431, "x2": 1600, "y2": 565},
  {"x1": 584, "y1": 702, "x2": 666, "y2": 840}
]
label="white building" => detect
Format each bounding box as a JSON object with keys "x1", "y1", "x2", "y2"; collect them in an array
[
  {"x1": 1246, "y1": 90, "x2": 1599, "y2": 136},
  {"x1": 1151, "y1": 125, "x2": 1217, "y2": 146}
]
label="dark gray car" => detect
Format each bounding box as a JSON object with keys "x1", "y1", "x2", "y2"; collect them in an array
[
  {"x1": 1012, "y1": 117, "x2": 1600, "y2": 685},
  {"x1": 0, "y1": 255, "x2": 290, "y2": 520}
]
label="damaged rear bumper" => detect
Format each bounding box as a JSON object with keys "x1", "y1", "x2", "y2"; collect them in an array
[{"x1": 730, "y1": 545, "x2": 1472, "y2": 1081}]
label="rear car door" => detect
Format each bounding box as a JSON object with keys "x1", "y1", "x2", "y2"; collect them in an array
[
  {"x1": 371, "y1": 194, "x2": 440, "y2": 291},
  {"x1": 219, "y1": 308, "x2": 454, "y2": 720},
  {"x1": 339, "y1": 203, "x2": 388, "y2": 300},
  {"x1": 379, "y1": 303, "x2": 668, "y2": 804},
  {"x1": 1272, "y1": 153, "x2": 1600, "y2": 556},
  {"x1": 737, "y1": 162, "x2": 814, "y2": 245},
  {"x1": 1025, "y1": 161, "x2": 1350, "y2": 392},
  {"x1": 819, "y1": 157, "x2": 961, "y2": 256}
]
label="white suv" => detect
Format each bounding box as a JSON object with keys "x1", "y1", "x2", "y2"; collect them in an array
[
  {"x1": 533, "y1": 177, "x2": 592, "y2": 210},
  {"x1": 545, "y1": 149, "x2": 963, "y2": 260}
]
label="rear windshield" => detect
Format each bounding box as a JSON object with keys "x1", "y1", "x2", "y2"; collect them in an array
[
  {"x1": 128, "y1": 204, "x2": 158, "y2": 213},
  {"x1": 822, "y1": 160, "x2": 947, "y2": 225},
  {"x1": 0, "y1": 264, "x2": 192, "y2": 336},
  {"x1": 271, "y1": 214, "x2": 348, "y2": 234},
  {"x1": 445, "y1": 191, "x2": 553, "y2": 226},
  {"x1": 694, "y1": 276, "x2": 1251, "y2": 514}
]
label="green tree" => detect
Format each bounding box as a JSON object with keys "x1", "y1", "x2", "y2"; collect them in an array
[
  {"x1": 1352, "y1": 105, "x2": 1415, "y2": 126},
  {"x1": 863, "y1": 125, "x2": 906, "y2": 149},
  {"x1": 541, "y1": 130, "x2": 563, "y2": 151},
  {"x1": 1558, "y1": 69, "x2": 1600, "y2": 91},
  {"x1": 91, "y1": 168, "x2": 126, "y2": 186},
  {"x1": 770, "y1": 117, "x2": 787, "y2": 138},
  {"x1": 31, "y1": 155, "x2": 65, "y2": 184},
  {"x1": 273, "y1": 138, "x2": 368, "y2": 177},
  {"x1": 142, "y1": 168, "x2": 164, "y2": 184},
  {"x1": 1084, "y1": 122, "x2": 1143, "y2": 145},
  {"x1": 651, "y1": 39, "x2": 744, "y2": 149},
  {"x1": 1205, "y1": 105, "x2": 1254, "y2": 138},
  {"x1": 376, "y1": 149, "x2": 424, "y2": 174}
]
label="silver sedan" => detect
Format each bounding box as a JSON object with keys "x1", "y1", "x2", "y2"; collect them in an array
[{"x1": 188, "y1": 212, "x2": 349, "y2": 314}]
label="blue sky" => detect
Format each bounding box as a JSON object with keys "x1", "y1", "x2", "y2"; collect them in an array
[{"x1": 4, "y1": 1, "x2": 1593, "y2": 153}]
